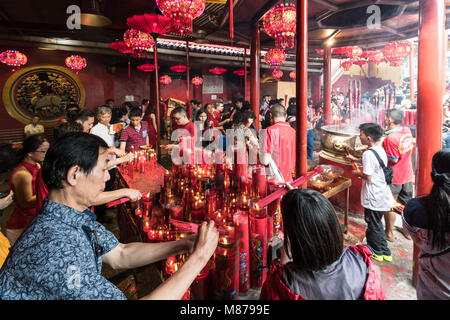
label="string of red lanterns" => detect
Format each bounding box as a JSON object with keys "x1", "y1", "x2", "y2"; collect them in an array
[
  {"x1": 156, "y1": 0, "x2": 205, "y2": 35},
  {"x1": 263, "y1": 2, "x2": 296, "y2": 50},
  {"x1": 264, "y1": 48, "x2": 286, "y2": 67},
  {"x1": 382, "y1": 41, "x2": 412, "y2": 67},
  {"x1": 65, "y1": 55, "x2": 87, "y2": 74},
  {"x1": 192, "y1": 76, "x2": 203, "y2": 88},
  {"x1": 0, "y1": 50, "x2": 28, "y2": 72}
]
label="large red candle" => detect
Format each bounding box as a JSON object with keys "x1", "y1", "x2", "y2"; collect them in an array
[
  {"x1": 212, "y1": 227, "x2": 239, "y2": 300},
  {"x1": 205, "y1": 189, "x2": 218, "y2": 221},
  {"x1": 252, "y1": 165, "x2": 267, "y2": 199},
  {"x1": 190, "y1": 261, "x2": 212, "y2": 300},
  {"x1": 127, "y1": 162, "x2": 134, "y2": 178},
  {"x1": 233, "y1": 211, "x2": 250, "y2": 294},
  {"x1": 249, "y1": 204, "x2": 267, "y2": 290},
  {"x1": 267, "y1": 182, "x2": 283, "y2": 238},
  {"x1": 191, "y1": 208, "x2": 204, "y2": 223}
]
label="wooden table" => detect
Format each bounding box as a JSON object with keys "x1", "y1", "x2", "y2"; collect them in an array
[{"x1": 309, "y1": 176, "x2": 352, "y2": 234}]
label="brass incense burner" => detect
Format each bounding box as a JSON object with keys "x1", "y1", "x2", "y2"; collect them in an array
[{"x1": 319, "y1": 125, "x2": 365, "y2": 163}]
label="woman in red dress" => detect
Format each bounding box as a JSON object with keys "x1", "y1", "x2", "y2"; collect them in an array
[{"x1": 6, "y1": 134, "x2": 49, "y2": 246}]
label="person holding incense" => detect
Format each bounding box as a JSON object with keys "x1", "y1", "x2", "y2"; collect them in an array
[
  {"x1": 260, "y1": 188, "x2": 386, "y2": 300},
  {"x1": 0, "y1": 132, "x2": 219, "y2": 300}
]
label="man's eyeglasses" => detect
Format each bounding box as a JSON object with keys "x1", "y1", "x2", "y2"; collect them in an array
[
  {"x1": 173, "y1": 117, "x2": 183, "y2": 121},
  {"x1": 35, "y1": 150, "x2": 48, "y2": 154}
]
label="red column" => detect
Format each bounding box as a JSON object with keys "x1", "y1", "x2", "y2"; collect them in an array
[
  {"x1": 409, "y1": 49, "x2": 415, "y2": 102},
  {"x1": 250, "y1": 23, "x2": 260, "y2": 131},
  {"x1": 296, "y1": 0, "x2": 308, "y2": 180},
  {"x1": 323, "y1": 45, "x2": 332, "y2": 125},
  {"x1": 154, "y1": 40, "x2": 162, "y2": 162},
  {"x1": 186, "y1": 40, "x2": 192, "y2": 119},
  {"x1": 103, "y1": 65, "x2": 115, "y2": 102},
  {"x1": 414, "y1": 0, "x2": 446, "y2": 286},
  {"x1": 311, "y1": 73, "x2": 321, "y2": 106},
  {"x1": 244, "y1": 48, "x2": 250, "y2": 101}
]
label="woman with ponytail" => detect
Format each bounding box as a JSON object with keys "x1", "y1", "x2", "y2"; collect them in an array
[
  {"x1": 6, "y1": 134, "x2": 49, "y2": 246},
  {"x1": 402, "y1": 148, "x2": 450, "y2": 300}
]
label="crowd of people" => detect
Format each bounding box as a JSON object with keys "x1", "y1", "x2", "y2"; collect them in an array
[{"x1": 0, "y1": 93, "x2": 448, "y2": 301}]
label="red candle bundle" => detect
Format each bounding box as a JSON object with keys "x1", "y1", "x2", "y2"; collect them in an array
[
  {"x1": 139, "y1": 157, "x2": 146, "y2": 173},
  {"x1": 233, "y1": 211, "x2": 250, "y2": 294},
  {"x1": 212, "y1": 227, "x2": 239, "y2": 300},
  {"x1": 344, "y1": 147, "x2": 359, "y2": 171},
  {"x1": 267, "y1": 182, "x2": 283, "y2": 238},
  {"x1": 190, "y1": 261, "x2": 212, "y2": 300},
  {"x1": 252, "y1": 165, "x2": 267, "y2": 198},
  {"x1": 249, "y1": 204, "x2": 267, "y2": 290},
  {"x1": 235, "y1": 163, "x2": 247, "y2": 182},
  {"x1": 170, "y1": 204, "x2": 184, "y2": 220}
]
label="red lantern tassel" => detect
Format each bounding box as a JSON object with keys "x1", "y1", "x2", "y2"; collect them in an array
[{"x1": 229, "y1": 0, "x2": 234, "y2": 40}]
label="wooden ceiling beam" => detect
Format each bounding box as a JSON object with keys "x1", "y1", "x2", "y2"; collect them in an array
[{"x1": 310, "y1": 0, "x2": 339, "y2": 11}]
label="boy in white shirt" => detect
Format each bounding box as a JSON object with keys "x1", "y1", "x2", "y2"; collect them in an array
[{"x1": 347, "y1": 123, "x2": 393, "y2": 262}]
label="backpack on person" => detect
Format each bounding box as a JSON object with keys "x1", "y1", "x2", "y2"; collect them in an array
[{"x1": 368, "y1": 148, "x2": 394, "y2": 185}]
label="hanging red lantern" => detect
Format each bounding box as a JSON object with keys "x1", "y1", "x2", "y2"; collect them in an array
[
  {"x1": 272, "y1": 69, "x2": 283, "y2": 80},
  {"x1": 341, "y1": 60, "x2": 353, "y2": 71},
  {"x1": 192, "y1": 76, "x2": 203, "y2": 88},
  {"x1": 170, "y1": 64, "x2": 188, "y2": 73},
  {"x1": 345, "y1": 46, "x2": 363, "y2": 59},
  {"x1": 352, "y1": 60, "x2": 368, "y2": 66},
  {"x1": 156, "y1": 0, "x2": 205, "y2": 35},
  {"x1": 65, "y1": 55, "x2": 87, "y2": 74},
  {"x1": 0, "y1": 50, "x2": 27, "y2": 72},
  {"x1": 382, "y1": 41, "x2": 412, "y2": 67},
  {"x1": 137, "y1": 64, "x2": 157, "y2": 72},
  {"x1": 263, "y1": 2, "x2": 296, "y2": 50},
  {"x1": 289, "y1": 71, "x2": 296, "y2": 80},
  {"x1": 124, "y1": 28, "x2": 155, "y2": 57},
  {"x1": 209, "y1": 67, "x2": 227, "y2": 75},
  {"x1": 160, "y1": 75, "x2": 172, "y2": 86},
  {"x1": 233, "y1": 69, "x2": 248, "y2": 76},
  {"x1": 110, "y1": 41, "x2": 133, "y2": 55},
  {"x1": 264, "y1": 48, "x2": 286, "y2": 67}
]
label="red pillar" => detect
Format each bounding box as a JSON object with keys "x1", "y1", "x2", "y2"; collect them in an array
[
  {"x1": 311, "y1": 73, "x2": 321, "y2": 106},
  {"x1": 244, "y1": 48, "x2": 250, "y2": 101},
  {"x1": 186, "y1": 40, "x2": 192, "y2": 119},
  {"x1": 250, "y1": 23, "x2": 260, "y2": 131},
  {"x1": 323, "y1": 45, "x2": 332, "y2": 125},
  {"x1": 409, "y1": 49, "x2": 415, "y2": 102},
  {"x1": 296, "y1": 0, "x2": 308, "y2": 180},
  {"x1": 103, "y1": 65, "x2": 115, "y2": 102},
  {"x1": 154, "y1": 40, "x2": 162, "y2": 162},
  {"x1": 414, "y1": 0, "x2": 446, "y2": 286}
]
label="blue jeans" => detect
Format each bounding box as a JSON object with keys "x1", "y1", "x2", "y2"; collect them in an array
[{"x1": 307, "y1": 129, "x2": 314, "y2": 159}]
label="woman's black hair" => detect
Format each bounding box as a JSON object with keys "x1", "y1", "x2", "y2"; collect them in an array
[
  {"x1": 0, "y1": 143, "x2": 20, "y2": 173},
  {"x1": 281, "y1": 188, "x2": 344, "y2": 270},
  {"x1": 425, "y1": 148, "x2": 450, "y2": 249},
  {"x1": 20, "y1": 134, "x2": 48, "y2": 161},
  {"x1": 111, "y1": 106, "x2": 128, "y2": 123},
  {"x1": 53, "y1": 122, "x2": 83, "y2": 141},
  {"x1": 42, "y1": 132, "x2": 108, "y2": 190},
  {"x1": 194, "y1": 108, "x2": 210, "y2": 132}
]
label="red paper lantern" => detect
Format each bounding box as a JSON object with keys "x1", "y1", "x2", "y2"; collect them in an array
[
  {"x1": 341, "y1": 60, "x2": 353, "y2": 71},
  {"x1": 170, "y1": 64, "x2": 188, "y2": 73},
  {"x1": 209, "y1": 67, "x2": 227, "y2": 75},
  {"x1": 264, "y1": 48, "x2": 286, "y2": 67},
  {"x1": 127, "y1": 14, "x2": 173, "y2": 36},
  {"x1": 110, "y1": 41, "x2": 133, "y2": 54},
  {"x1": 361, "y1": 50, "x2": 385, "y2": 64},
  {"x1": 137, "y1": 64, "x2": 157, "y2": 72},
  {"x1": 233, "y1": 69, "x2": 248, "y2": 76},
  {"x1": 263, "y1": 2, "x2": 296, "y2": 50},
  {"x1": 345, "y1": 46, "x2": 363, "y2": 59},
  {"x1": 160, "y1": 75, "x2": 172, "y2": 86},
  {"x1": 0, "y1": 50, "x2": 27, "y2": 72},
  {"x1": 124, "y1": 29, "x2": 155, "y2": 57},
  {"x1": 156, "y1": 0, "x2": 205, "y2": 35},
  {"x1": 352, "y1": 60, "x2": 368, "y2": 66},
  {"x1": 65, "y1": 55, "x2": 87, "y2": 74},
  {"x1": 192, "y1": 76, "x2": 203, "y2": 88},
  {"x1": 272, "y1": 69, "x2": 283, "y2": 80},
  {"x1": 382, "y1": 41, "x2": 412, "y2": 67},
  {"x1": 289, "y1": 71, "x2": 296, "y2": 80}
]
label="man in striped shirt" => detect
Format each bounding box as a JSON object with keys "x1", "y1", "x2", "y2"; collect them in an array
[{"x1": 119, "y1": 107, "x2": 149, "y2": 153}]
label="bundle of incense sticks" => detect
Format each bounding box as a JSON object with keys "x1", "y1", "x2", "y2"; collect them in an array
[
  {"x1": 106, "y1": 197, "x2": 130, "y2": 208},
  {"x1": 344, "y1": 146, "x2": 359, "y2": 171},
  {"x1": 256, "y1": 166, "x2": 325, "y2": 209},
  {"x1": 393, "y1": 204, "x2": 405, "y2": 214},
  {"x1": 168, "y1": 219, "x2": 229, "y2": 235}
]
